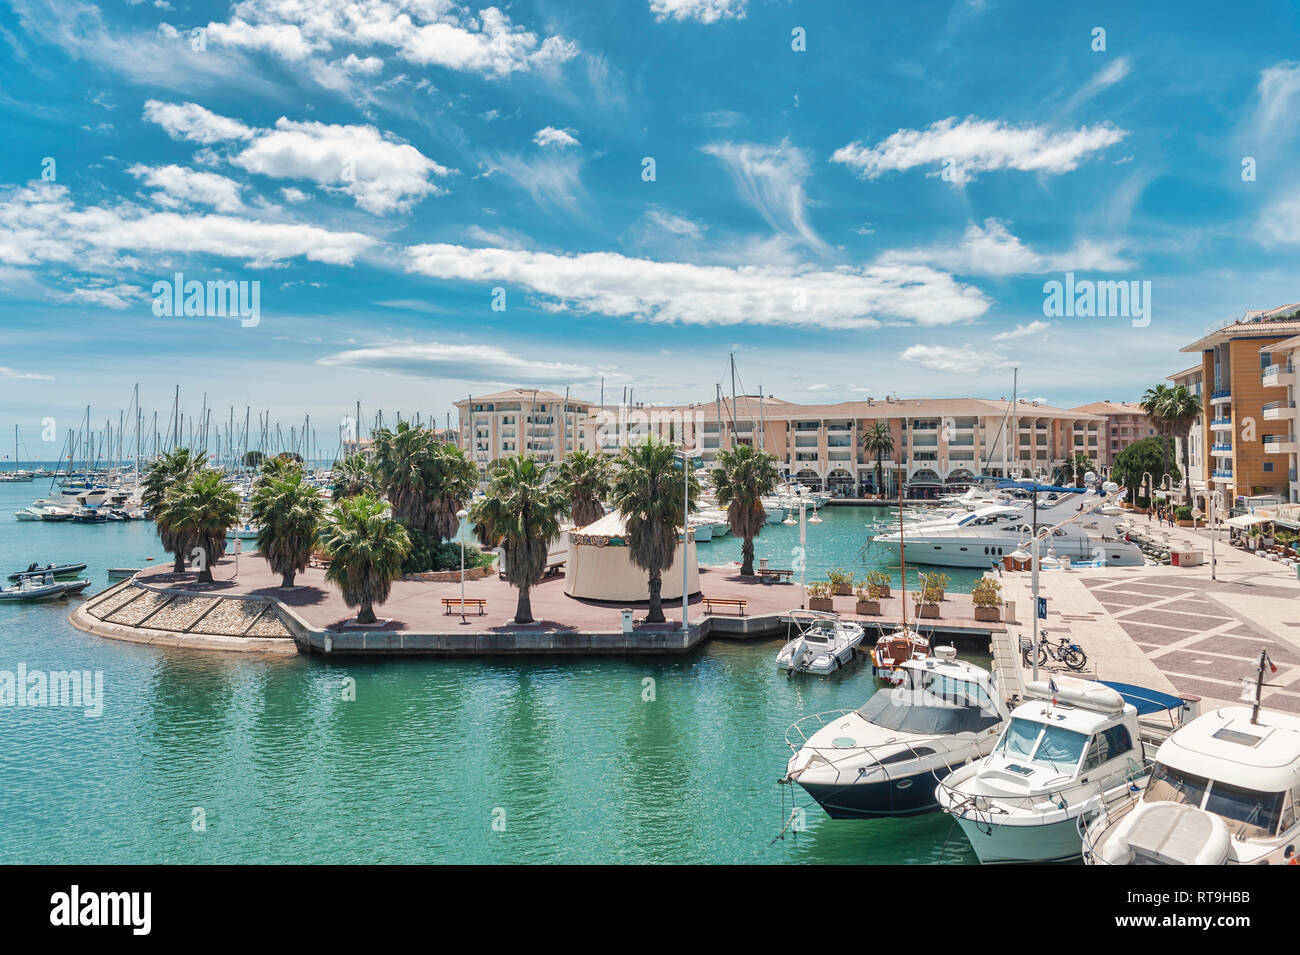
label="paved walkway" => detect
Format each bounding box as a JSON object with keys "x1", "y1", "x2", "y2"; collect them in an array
[{"x1": 999, "y1": 522, "x2": 1300, "y2": 712}]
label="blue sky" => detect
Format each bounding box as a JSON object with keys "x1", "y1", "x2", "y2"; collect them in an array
[{"x1": 3, "y1": 0, "x2": 1300, "y2": 444}]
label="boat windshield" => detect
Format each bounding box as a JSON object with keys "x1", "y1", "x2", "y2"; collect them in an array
[
  {"x1": 996, "y1": 718, "x2": 1088, "y2": 770},
  {"x1": 1145, "y1": 763, "x2": 1286, "y2": 837},
  {"x1": 856, "y1": 678, "x2": 1002, "y2": 735}
]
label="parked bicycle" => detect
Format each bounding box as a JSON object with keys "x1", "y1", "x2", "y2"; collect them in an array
[{"x1": 1021, "y1": 629, "x2": 1088, "y2": 671}]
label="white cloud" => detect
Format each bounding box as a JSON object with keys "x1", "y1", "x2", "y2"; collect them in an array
[
  {"x1": 128, "y1": 164, "x2": 247, "y2": 213},
  {"x1": 55, "y1": 283, "x2": 147, "y2": 309},
  {"x1": 1257, "y1": 187, "x2": 1300, "y2": 246},
  {"x1": 200, "y1": 1, "x2": 578, "y2": 78},
  {"x1": 1067, "y1": 57, "x2": 1131, "y2": 110},
  {"x1": 143, "y1": 102, "x2": 453, "y2": 214},
  {"x1": 1254, "y1": 61, "x2": 1300, "y2": 134},
  {"x1": 143, "y1": 99, "x2": 254, "y2": 144},
  {"x1": 317, "y1": 341, "x2": 606, "y2": 387},
  {"x1": 404, "y1": 243, "x2": 989, "y2": 330},
  {"x1": 338, "y1": 53, "x2": 385, "y2": 75},
  {"x1": 643, "y1": 206, "x2": 705, "y2": 239},
  {"x1": 886, "y1": 218, "x2": 1133, "y2": 276},
  {"x1": 280, "y1": 187, "x2": 310, "y2": 203},
  {"x1": 533, "y1": 126, "x2": 580, "y2": 149},
  {"x1": 900, "y1": 343, "x2": 1013, "y2": 373},
  {"x1": 649, "y1": 0, "x2": 746, "y2": 23},
  {"x1": 0, "y1": 183, "x2": 375, "y2": 269},
  {"x1": 485, "y1": 153, "x2": 585, "y2": 209},
  {"x1": 0, "y1": 365, "x2": 53, "y2": 381},
  {"x1": 703, "y1": 140, "x2": 826, "y2": 250},
  {"x1": 992, "y1": 320, "x2": 1050, "y2": 341},
  {"x1": 832, "y1": 117, "x2": 1126, "y2": 185}
]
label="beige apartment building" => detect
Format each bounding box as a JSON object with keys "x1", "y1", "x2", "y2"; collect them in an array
[
  {"x1": 1179, "y1": 303, "x2": 1300, "y2": 505},
  {"x1": 1069, "y1": 401, "x2": 1157, "y2": 469},
  {"x1": 455, "y1": 390, "x2": 1106, "y2": 495}
]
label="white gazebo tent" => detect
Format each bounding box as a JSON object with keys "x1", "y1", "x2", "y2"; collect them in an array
[{"x1": 564, "y1": 511, "x2": 700, "y2": 601}]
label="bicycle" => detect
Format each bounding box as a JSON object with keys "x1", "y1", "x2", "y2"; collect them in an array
[{"x1": 1021, "y1": 629, "x2": 1088, "y2": 671}]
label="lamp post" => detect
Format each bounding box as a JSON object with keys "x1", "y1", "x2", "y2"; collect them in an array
[
  {"x1": 456, "y1": 507, "x2": 469, "y2": 624},
  {"x1": 1206, "y1": 481, "x2": 1220, "y2": 581}
]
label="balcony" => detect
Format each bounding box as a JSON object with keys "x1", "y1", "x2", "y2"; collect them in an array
[
  {"x1": 1209, "y1": 417, "x2": 1232, "y2": 431},
  {"x1": 1263, "y1": 434, "x2": 1298, "y2": 454},
  {"x1": 1262, "y1": 364, "x2": 1296, "y2": 388},
  {"x1": 1212, "y1": 466, "x2": 1234, "y2": 479},
  {"x1": 1209, "y1": 388, "x2": 1231, "y2": 404},
  {"x1": 1263, "y1": 400, "x2": 1295, "y2": 421},
  {"x1": 1210, "y1": 443, "x2": 1233, "y2": 457}
]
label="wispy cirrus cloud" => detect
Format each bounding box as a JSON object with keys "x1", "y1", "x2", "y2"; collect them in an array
[
  {"x1": 900, "y1": 343, "x2": 1014, "y2": 373},
  {"x1": 404, "y1": 243, "x2": 988, "y2": 329},
  {"x1": 703, "y1": 140, "x2": 827, "y2": 251},
  {"x1": 649, "y1": 0, "x2": 746, "y2": 23},
  {"x1": 885, "y1": 218, "x2": 1133, "y2": 276},
  {"x1": 317, "y1": 341, "x2": 609, "y2": 388},
  {"x1": 832, "y1": 117, "x2": 1126, "y2": 185},
  {"x1": 0, "y1": 365, "x2": 54, "y2": 381}
]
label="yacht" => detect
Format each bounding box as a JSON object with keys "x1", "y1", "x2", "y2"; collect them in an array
[
  {"x1": 936, "y1": 677, "x2": 1151, "y2": 863},
  {"x1": 1082, "y1": 690, "x2": 1300, "y2": 865},
  {"x1": 26, "y1": 500, "x2": 75, "y2": 521},
  {"x1": 870, "y1": 488, "x2": 1144, "y2": 569},
  {"x1": 783, "y1": 647, "x2": 1008, "y2": 817},
  {"x1": 775, "y1": 611, "x2": 865, "y2": 675},
  {"x1": 13, "y1": 506, "x2": 44, "y2": 522}
]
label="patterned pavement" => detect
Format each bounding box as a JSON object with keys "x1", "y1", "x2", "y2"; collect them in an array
[{"x1": 1081, "y1": 577, "x2": 1300, "y2": 713}]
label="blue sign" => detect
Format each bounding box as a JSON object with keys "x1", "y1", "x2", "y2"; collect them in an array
[{"x1": 1037, "y1": 597, "x2": 1047, "y2": 620}]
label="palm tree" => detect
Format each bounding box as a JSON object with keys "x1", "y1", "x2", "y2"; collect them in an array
[
  {"x1": 141, "y1": 447, "x2": 202, "y2": 573},
  {"x1": 711, "y1": 443, "x2": 780, "y2": 576},
  {"x1": 1157, "y1": 385, "x2": 1202, "y2": 505},
  {"x1": 1140, "y1": 384, "x2": 1174, "y2": 481},
  {"x1": 555, "y1": 449, "x2": 612, "y2": 527},
  {"x1": 371, "y1": 423, "x2": 477, "y2": 539},
  {"x1": 317, "y1": 493, "x2": 411, "y2": 625},
  {"x1": 477, "y1": 455, "x2": 568, "y2": 624},
  {"x1": 258, "y1": 453, "x2": 302, "y2": 485},
  {"x1": 158, "y1": 470, "x2": 241, "y2": 583},
  {"x1": 250, "y1": 470, "x2": 325, "y2": 587},
  {"x1": 609, "y1": 437, "x2": 699, "y2": 624},
  {"x1": 331, "y1": 453, "x2": 377, "y2": 500},
  {"x1": 861, "y1": 421, "x2": 895, "y2": 498}
]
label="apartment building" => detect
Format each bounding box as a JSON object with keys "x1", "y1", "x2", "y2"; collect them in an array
[
  {"x1": 454, "y1": 389, "x2": 595, "y2": 473},
  {"x1": 1069, "y1": 401, "x2": 1158, "y2": 469},
  {"x1": 456, "y1": 391, "x2": 1106, "y2": 496},
  {"x1": 1168, "y1": 364, "x2": 1205, "y2": 497},
  {"x1": 1179, "y1": 303, "x2": 1300, "y2": 504}
]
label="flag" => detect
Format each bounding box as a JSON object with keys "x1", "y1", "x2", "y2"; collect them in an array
[
  {"x1": 1239, "y1": 678, "x2": 1255, "y2": 702},
  {"x1": 1049, "y1": 677, "x2": 1059, "y2": 704},
  {"x1": 1265, "y1": 651, "x2": 1278, "y2": 674}
]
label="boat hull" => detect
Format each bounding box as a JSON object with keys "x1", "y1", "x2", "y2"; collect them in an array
[
  {"x1": 798, "y1": 767, "x2": 952, "y2": 819},
  {"x1": 954, "y1": 813, "x2": 1085, "y2": 864}
]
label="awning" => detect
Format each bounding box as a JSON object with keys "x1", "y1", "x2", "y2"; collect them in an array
[
  {"x1": 1225, "y1": 514, "x2": 1271, "y2": 529},
  {"x1": 1100, "y1": 682, "x2": 1189, "y2": 716}
]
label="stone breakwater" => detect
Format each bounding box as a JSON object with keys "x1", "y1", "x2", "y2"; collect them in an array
[{"x1": 70, "y1": 579, "x2": 298, "y2": 653}]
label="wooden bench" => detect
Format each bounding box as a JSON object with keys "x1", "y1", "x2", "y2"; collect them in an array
[
  {"x1": 442, "y1": 597, "x2": 487, "y2": 615},
  {"x1": 702, "y1": 597, "x2": 747, "y2": 616},
  {"x1": 757, "y1": 568, "x2": 793, "y2": 583}
]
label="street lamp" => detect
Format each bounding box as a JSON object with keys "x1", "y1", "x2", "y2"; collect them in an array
[{"x1": 456, "y1": 507, "x2": 469, "y2": 624}]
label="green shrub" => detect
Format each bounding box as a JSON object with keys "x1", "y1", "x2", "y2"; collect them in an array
[
  {"x1": 401, "y1": 527, "x2": 495, "y2": 574},
  {"x1": 1174, "y1": 505, "x2": 1193, "y2": 521}
]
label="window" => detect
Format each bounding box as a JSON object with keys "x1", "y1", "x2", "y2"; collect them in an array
[
  {"x1": 1145, "y1": 763, "x2": 1211, "y2": 806},
  {"x1": 1204, "y1": 781, "x2": 1286, "y2": 838},
  {"x1": 1082, "y1": 723, "x2": 1133, "y2": 771},
  {"x1": 1264, "y1": 462, "x2": 1274, "y2": 473}
]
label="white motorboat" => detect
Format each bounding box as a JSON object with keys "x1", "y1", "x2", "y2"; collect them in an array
[
  {"x1": 870, "y1": 489, "x2": 1144, "y2": 569},
  {"x1": 775, "y1": 610, "x2": 865, "y2": 675},
  {"x1": 0, "y1": 573, "x2": 75, "y2": 602},
  {"x1": 783, "y1": 647, "x2": 1009, "y2": 817},
  {"x1": 13, "y1": 507, "x2": 43, "y2": 522},
  {"x1": 937, "y1": 677, "x2": 1151, "y2": 863},
  {"x1": 25, "y1": 500, "x2": 75, "y2": 521},
  {"x1": 1083, "y1": 657, "x2": 1300, "y2": 865},
  {"x1": 686, "y1": 516, "x2": 714, "y2": 542},
  {"x1": 226, "y1": 522, "x2": 261, "y2": 541},
  {"x1": 761, "y1": 497, "x2": 787, "y2": 524}
]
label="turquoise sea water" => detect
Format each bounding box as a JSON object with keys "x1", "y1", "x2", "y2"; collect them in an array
[{"x1": 0, "y1": 480, "x2": 980, "y2": 864}]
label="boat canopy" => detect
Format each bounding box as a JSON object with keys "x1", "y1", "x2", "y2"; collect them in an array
[
  {"x1": 1099, "y1": 681, "x2": 1188, "y2": 716},
  {"x1": 995, "y1": 481, "x2": 1084, "y2": 494}
]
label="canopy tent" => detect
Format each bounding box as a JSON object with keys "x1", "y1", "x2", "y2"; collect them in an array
[
  {"x1": 1225, "y1": 514, "x2": 1272, "y2": 529},
  {"x1": 564, "y1": 511, "x2": 700, "y2": 602}
]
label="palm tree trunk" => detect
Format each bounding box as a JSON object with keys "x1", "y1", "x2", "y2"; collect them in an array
[
  {"x1": 357, "y1": 601, "x2": 376, "y2": 625},
  {"x1": 197, "y1": 541, "x2": 214, "y2": 583},
  {"x1": 281, "y1": 571, "x2": 295, "y2": 588},
  {"x1": 515, "y1": 585, "x2": 533, "y2": 624},
  {"x1": 646, "y1": 570, "x2": 665, "y2": 623},
  {"x1": 875, "y1": 458, "x2": 883, "y2": 498},
  {"x1": 172, "y1": 550, "x2": 186, "y2": 574},
  {"x1": 740, "y1": 535, "x2": 755, "y2": 576}
]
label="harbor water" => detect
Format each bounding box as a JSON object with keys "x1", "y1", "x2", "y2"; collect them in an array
[{"x1": 0, "y1": 480, "x2": 981, "y2": 863}]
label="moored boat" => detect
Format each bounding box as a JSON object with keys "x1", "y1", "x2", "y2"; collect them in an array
[
  {"x1": 775, "y1": 610, "x2": 864, "y2": 675},
  {"x1": 871, "y1": 628, "x2": 930, "y2": 684},
  {"x1": 8, "y1": 562, "x2": 88, "y2": 581}
]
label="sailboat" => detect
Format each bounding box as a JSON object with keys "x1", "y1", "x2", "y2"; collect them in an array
[{"x1": 870, "y1": 461, "x2": 928, "y2": 683}]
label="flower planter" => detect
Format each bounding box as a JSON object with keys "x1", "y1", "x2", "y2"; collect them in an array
[
  {"x1": 974, "y1": 606, "x2": 1001, "y2": 622},
  {"x1": 875, "y1": 584, "x2": 891, "y2": 598},
  {"x1": 855, "y1": 599, "x2": 881, "y2": 616},
  {"x1": 832, "y1": 583, "x2": 853, "y2": 596},
  {"x1": 808, "y1": 597, "x2": 835, "y2": 612},
  {"x1": 1177, "y1": 518, "x2": 1194, "y2": 527},
  {"x1": 917, "y1": 603, "x2": 940, "y2": 619}
]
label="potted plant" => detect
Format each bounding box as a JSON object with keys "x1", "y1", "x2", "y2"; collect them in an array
[
  {"x1": 828, "y1": 567, "x2": 855, "y2": 596},
  {"x1": 919, "y1": 571, "x2": 949, "y2": 601},
  {"x1": 808, "y1": 581, "x2": 835, "y2": 613},
  {"x1": 971, "y1": 577, "x2": 1002, "y2": 622},
  {"x1": 914, "y1": 576, "x2": 942, "y2": 618},
  {"x1": 854, "y1": 583, "x2": 880, "y2": 616},
  {"x1": 863, "y1": 569, "x2": 890, "y2": 598},
  {"x1": 1175, "y1": 505, "x2": 1195, "y2": 527}
]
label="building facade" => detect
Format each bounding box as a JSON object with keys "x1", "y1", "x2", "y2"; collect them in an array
[
  {"x1": 1069, "y1": 401, "x2": 1158, "y2": 469},
  {"x1": 1179, "y1": 304, "x2": 1300, "y2": 504},
  {"x1": 456, "y1": 390, "x2": 1107, "y2": 495}
]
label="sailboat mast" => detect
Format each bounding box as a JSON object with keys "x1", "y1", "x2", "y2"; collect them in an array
[{"x1": 898, "y1": 460, "x2": 908, "y2": 633}]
